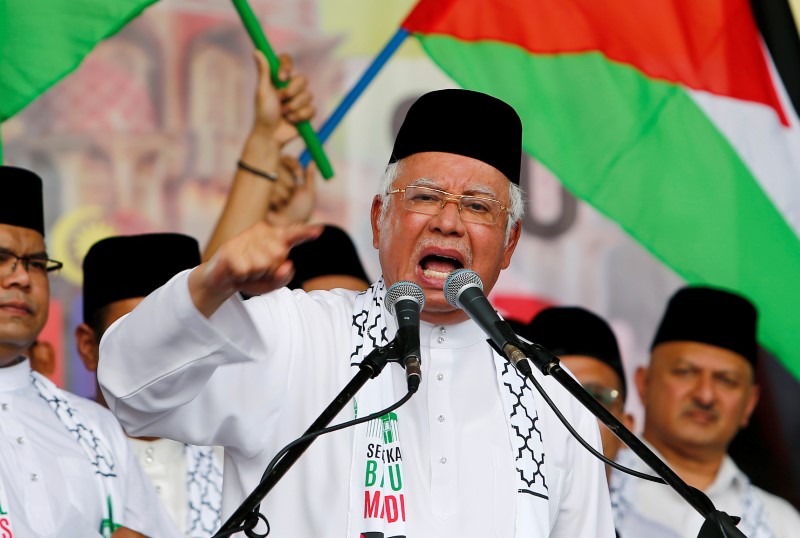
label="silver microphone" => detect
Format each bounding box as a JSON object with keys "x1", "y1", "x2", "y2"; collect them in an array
[
  {"x1": 444, "y1": 269, "x2": 532, "y2": 376},
  {"x1": 386, "y1": 281, "x2": 426, "y2": 392}
]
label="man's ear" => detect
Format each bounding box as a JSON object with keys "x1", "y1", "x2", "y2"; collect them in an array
[
  {"x1": 622, "y1": 412, "x2": 635, "y2": 434},
  {"x1": 370, "y1": 195, "x2": 384, "y2": 250},
  {"x1": 634, "y1": 366, "x2": 649, "y2": 406},
  {"x1": 75, "y1": 323, "x2": 100, "y2": 373},
  {"x1": 740, "y1": 383, "x2": 761, "y2": 428},
  {"x1": 501, "y1": 220, "x2": 522, "y2": 269}
]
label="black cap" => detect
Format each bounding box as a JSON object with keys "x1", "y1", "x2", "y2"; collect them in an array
[
  {"x1": 0, "y1": 166, "x2": 45, "y2": 236},
  {"x1": 389, "y1": 89, "x2": 522, "y2": 184},
  {"x1": 82, "y1": 233, "x2": 201, "y2": 323},
  {"x1": 516, "y1": 306, "x2": 627, "y2": 398},
  {"x1": 651, "y1": 286, "x2": 758, "y2": 366},
  {"x1": 287, "y1": 225, "x2": 369, "y2": 290}
]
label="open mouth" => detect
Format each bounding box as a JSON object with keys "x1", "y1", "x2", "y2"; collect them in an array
[{"x1": 419, "y1": 254, "x2": 464, "y2": 280}]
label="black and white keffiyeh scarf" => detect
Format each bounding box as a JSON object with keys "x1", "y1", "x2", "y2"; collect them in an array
[
  {"x1": 345, "y1": 279, "x2": 551, "y2": 537},
  {"x1": 30, "y1": 370, "x2": 121, "y2": 537},
  {"x1": 32, "y1": 372, "x2": 224, "y2": 538},
  {"x1": 185, "y1": 444, "x2": 223, "y2": 537}
]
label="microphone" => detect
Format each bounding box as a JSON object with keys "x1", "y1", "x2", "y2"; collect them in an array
[
  {"x1": 443, "y1": 269, "x2": 533, "y2": 376},
  {"x1": 385, "y1": 281, "x2": 425, "y2": 392}
]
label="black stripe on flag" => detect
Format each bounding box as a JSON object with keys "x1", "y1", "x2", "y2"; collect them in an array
[{"x1": 750, "y1": 0, "x2": 800, "y2": 118}]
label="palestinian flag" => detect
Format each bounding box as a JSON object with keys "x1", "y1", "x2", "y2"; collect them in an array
[
  {"x1": 0, "y1": 0, "x2": 158, "y2": 123},
  {"x1": 403, "y1": 0, "x2": 800, "y2": 381}
]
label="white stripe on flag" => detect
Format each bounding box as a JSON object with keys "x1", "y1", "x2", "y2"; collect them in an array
[{"x1": 688, "y1": 61, "x2": 800, "y2": 239}]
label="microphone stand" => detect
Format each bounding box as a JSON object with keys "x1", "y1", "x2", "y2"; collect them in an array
[
  {"x1": 490, "y1": 338, "x2": 745, "y2": 538},
  {"x1": 214, "y1": 340, "x2": 404, "y2": 537}
]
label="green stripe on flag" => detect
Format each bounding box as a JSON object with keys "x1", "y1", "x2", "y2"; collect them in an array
[
  {"x1": 417, "y1": 35, "x2": 800, "y2": 379},
  {"x1": 0, "y1": 0, "x2": 158, "y2": 122}
]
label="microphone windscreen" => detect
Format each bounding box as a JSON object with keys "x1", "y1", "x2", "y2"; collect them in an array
[
  {"x1": 443, "y1": 269, "x2": 483, "y2": 307},
  {"x1": 386, "y1": 281, "x2": 426, "y2": 315}
]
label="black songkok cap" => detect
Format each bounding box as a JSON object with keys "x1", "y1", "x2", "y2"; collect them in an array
[
  {"x1": 0, "y1": 166, "x2": 45, "y2": 236},
  {"x1": 517, "y1": 306, "x2": 627, "y2": 398},
  {"x1": 82, "y1": 233, "x2": 201, "y2": 323},
  {"x1": 651, "y1": 286, "x2": 758, "y2": 366},
  {"x1": 287, "y1": 225, "x2": 369, "y2": 290},
  {"x1": 389, "y1": 89, "x2": 523, "y2": 184}
]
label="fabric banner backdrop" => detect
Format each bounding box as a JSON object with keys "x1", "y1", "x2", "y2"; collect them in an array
[
  {"x1": 0, "y1": 0, "x2": 159, "y2": 123},
  {"x1": 402, "y1": 0, "x2": 800, "y2": 382}
]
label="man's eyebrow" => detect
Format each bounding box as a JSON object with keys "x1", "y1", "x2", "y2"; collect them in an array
[
  {"x1": 409, "y1": 177, "x2": 499, "y2": 198},
  {"x1": 0, "y1": 246, "x2": 48, "y2": 258},
  {"x1": 409, "y1": 177, "x2": 439, "y2": 188},
  {"x1": 672, "y1": 358, "x2": 699, "y2": 369},
  {"x1": 467, "y1": 185, "x2": 499, "y2": 198},
  {"x1": 675, "y1": 357, "x2": 744, "y2": 377}
]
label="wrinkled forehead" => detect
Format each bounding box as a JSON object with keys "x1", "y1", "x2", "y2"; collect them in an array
[
  {"x1": 652, "y1": 341, "x2": 754, "y2": 377},
  {"x1": 0, "y1": 224, "x2": 46, "y2": 253},
  {"x1": 561, "y1": 355, "x2": 625, "y2": 388}
]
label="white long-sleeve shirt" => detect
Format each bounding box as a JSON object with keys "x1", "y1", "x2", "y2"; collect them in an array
[
  {"x1": 0, "y1": 359, "x2": 179, "y2": 537},
  {"x1": 99, "y1": 271, "x2": 614, "y2": 537}
]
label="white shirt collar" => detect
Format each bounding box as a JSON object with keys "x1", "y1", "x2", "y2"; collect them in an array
[
  {"x1": 419, "y1": 317, "x2": 488, "y2": 348},
  {"x1": 382, "y1": 301, "x2": 488, "y2": 349},
  {"x1": 706, "y1": 455, "x2": 747, "y2": 495},
  {"x1": 379, "y1": 280, "x2": 492, "y2": 349},
  {"x1": 638, "y1": 440, "x2": 746, "y2": 494},
  {"x1": 0, "y1": 357, "x2": 32, "y2": 391}
]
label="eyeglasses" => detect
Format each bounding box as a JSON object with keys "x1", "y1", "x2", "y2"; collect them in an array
[
  {"x1": 387, "y1": 185, "x2": 508, "y2": 225},
  {"x1": 581, "y1": 383, "x2": 623, "y2": 411},
  {"x1": 0, "y1": 249, "x2": 63, "y2": 277}
]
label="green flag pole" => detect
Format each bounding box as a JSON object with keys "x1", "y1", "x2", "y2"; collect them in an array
[{"x1": 230, "y1": 0, "x2": 334, "y2": 180}]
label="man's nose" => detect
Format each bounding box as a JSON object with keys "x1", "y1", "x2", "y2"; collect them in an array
[
  {"x1": 691, "y1": 373, "x2": 716, "y2": 406},
  {"x1": 428, "y1": 199, "x2": 466, "y2": 236},
  {"x1": 2, "y1": 259, "x2": 32, "y2": 288}
]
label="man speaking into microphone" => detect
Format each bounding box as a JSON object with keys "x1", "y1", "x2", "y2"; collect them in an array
[{"x1": 98, "y1": 89, "x2": 614, "y2": 537}]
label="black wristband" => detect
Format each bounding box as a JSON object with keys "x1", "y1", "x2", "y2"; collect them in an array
[{"x1": 237, "y1": 160, "x2": 278, "y2": 182}]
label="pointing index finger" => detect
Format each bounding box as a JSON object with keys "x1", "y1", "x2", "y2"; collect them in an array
[{"x1": 283, "y1": 223, "x2": 324, "y2": 249}]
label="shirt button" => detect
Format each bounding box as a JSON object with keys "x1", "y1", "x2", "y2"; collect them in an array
[
  {"x1": 155, "y1": 485, "x2": 162, "y2": 494},
  {"x1": 440, "y1": 457, "x2": 447, "y2": 464},
  {"x1": 145, "y1": 457, "x2": 153, "y2": 464},
  {"x1": 145, "y1": 447, "x2": 154, "y2": 456},
  {"x1": 437, "y1": 415, "x2": 445, "y2": 422},
  {"x1": 1, "y1": 403, "x2": 8, "y2": 411},
  {"x1": 439, "y1": 327, "x2": 446, "y2": 334},
  {"x1": 436, "y1": 373, "x2": 444, "y2": 381},
  {"x1": 16, "y1": 436, "x2": 24, "y2": 445},
  {"x1": 31, "y1": 473, "x2": 38, "y2": 481},
  {"x1": 437, "y1": 336, "x2": 445, "y2": 343}
]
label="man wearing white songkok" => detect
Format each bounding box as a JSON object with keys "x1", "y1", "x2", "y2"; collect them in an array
[
  {"x1": 0, "y1": 165, "x2": 178, "y2": 537},
  {"x1": 99, "y1": 89, "x2": 615, "y2": 537}
]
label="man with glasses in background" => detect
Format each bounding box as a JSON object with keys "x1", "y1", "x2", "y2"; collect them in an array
[
  {"x1": 511, "y1": 306, "x2": 634, "y2": 481},
  {"x1": 513, "y1": 306, "x2": 682, "y2": 538},
  {"x1": 0, "y1": 165, "x2": 178, "y2": 537}
]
